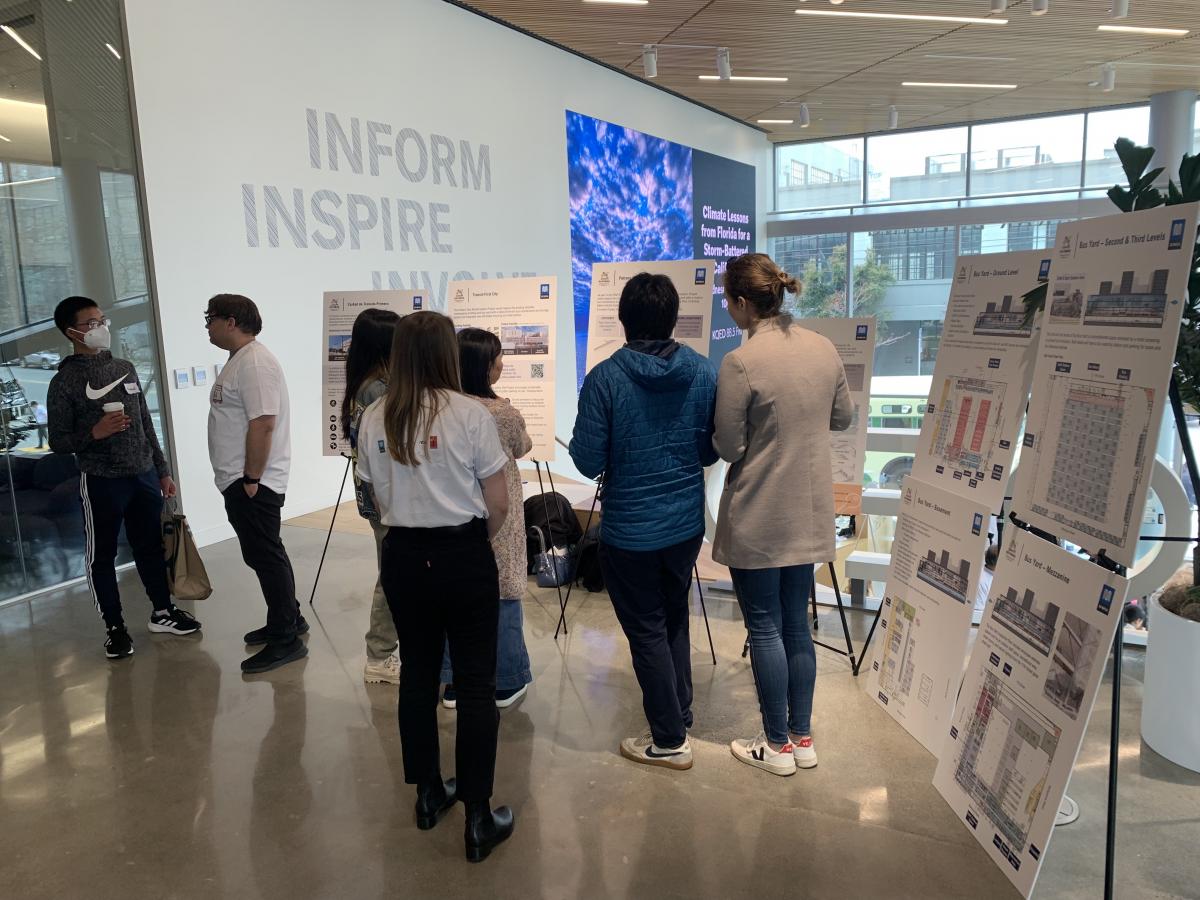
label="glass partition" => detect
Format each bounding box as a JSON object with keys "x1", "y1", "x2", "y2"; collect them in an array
[{"x1": 0, "y1": 0, "x2": 165, "y2": 601}]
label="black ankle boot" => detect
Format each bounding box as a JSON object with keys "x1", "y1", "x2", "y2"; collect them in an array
[
  {"x1": 415, "y1": 778, "x2": 457, "y2": 830},
  {"x1": 463, "y1": 799, "x2": 514, "y2": 863}
]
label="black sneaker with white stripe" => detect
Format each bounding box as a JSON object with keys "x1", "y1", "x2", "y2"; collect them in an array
[
  {"x1": 105, "y1": 625, "x2": 134, "y2": 659},
  {"x1": 149, "y1": 606, "x2": 202, "y2": 635}
]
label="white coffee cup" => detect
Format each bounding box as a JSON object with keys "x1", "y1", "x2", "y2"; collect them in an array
[{"x1": 102, "y1": 402, "x2": 124, "y2": 415}]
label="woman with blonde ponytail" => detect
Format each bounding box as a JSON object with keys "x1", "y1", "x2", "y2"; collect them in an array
[{"x1": 712, "y1": 252, "x2": 854, "y2": 777}]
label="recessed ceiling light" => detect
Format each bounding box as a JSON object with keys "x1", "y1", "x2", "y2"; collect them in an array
[
  {"x1": 757, "y1": 119, "x2": 794, "y2": 124},
  {"x1": 902, "y1": 81, "x2": 1018, "y2": 89},
  {"x1": 699, "y1": 75, "x2": 789, "y2": 82},
  {"x1": 1, "y1": 26, "x2": 42, "y2": 62},
  {"x1": 1098, "y1": 24, "x2": 1188, "y2": 36},
  {"x1": 105, "y1": 42, "x2": 122, "y2": 60},
  {"x1": 924, "y1": 54, "x2": 1015, "y2": 62},
  {"x1": 794, "y1": 9, "x2": 1007, "y2": 26},
  {"x1": 0, "y1": 134, "x2": 11, "y2": 143}
]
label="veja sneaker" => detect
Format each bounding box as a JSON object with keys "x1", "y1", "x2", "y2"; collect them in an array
[
  {"x1": 792, "y1": 735, "x2": 818, "y2": 769},
  {"x1": 619, "y1": 732, "x2": 692, "y2": 770},
  {"x1": 148, "y1": 606, "x2": 201, "y2": 635},
  {"x1": 364, "y1": 654, "x2": 401, "y2": 685},
  {"x1": 730, "y1": 735, "x2": 797, "y2": 776}
]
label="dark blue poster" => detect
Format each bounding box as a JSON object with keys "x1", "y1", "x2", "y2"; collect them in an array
[{"x1": 566, "y1": 110, "x2": 756, "y2": 386}]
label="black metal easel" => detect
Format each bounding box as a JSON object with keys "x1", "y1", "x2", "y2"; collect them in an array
[
  {"x1": 308, "y1": 454, "x2": 352, "y2": 607},
  {"x1": 549, "y1": 471, "x2": 717, "y2": 665},
  {"x1": 531, "y1": 458, "x2": 569, "y2": 633},
  {"x1": 740, "y1": 560, "x2": 859, "y2": 674}
]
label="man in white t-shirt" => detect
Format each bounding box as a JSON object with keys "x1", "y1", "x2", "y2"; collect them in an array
[{"x1": 205, "y1": 293, "x2": 304, "y2": 674}]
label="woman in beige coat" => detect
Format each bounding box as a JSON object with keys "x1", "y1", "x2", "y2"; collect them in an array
[{"x1": 712, "y1": 253, "x2": 853, "y2": 777}]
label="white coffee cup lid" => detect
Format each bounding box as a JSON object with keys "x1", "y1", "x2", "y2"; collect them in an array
[{"x1": 102, "y1": 401, "x2": 124, "y2": 413}]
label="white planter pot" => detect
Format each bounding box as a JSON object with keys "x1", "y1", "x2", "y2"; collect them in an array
[{"x1": 1141, "y1": 594, "x2": 1200, "y2": 773}]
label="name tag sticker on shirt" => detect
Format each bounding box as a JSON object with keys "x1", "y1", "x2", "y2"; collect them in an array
[
  {"x1": 377, "y1": 439, "x2": 385, "y2": 453},
  {"x1": 123, "y1": 382, "x2": 141, "y2": 394},
  {"x1": 429, "y1": 435, "x2": 438, "y2": 449},
  {"x1": 211, "y1": 385, "x2": 223, "y2": 404}
]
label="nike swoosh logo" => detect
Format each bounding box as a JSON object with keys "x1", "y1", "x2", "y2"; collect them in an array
[
  {"x1": 85, "y1": 376, "x2": 127, "y2": 400},
  {"x1": 644, "y1": 747, "x2": 683, "y2": 759}
]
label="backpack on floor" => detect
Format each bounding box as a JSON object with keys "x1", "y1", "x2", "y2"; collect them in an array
[
  {"x1": 574, "y1": 524, "x2": 604, "y2": 593},
  {"x1": 524, "y1": 491, "x2": 583, "y2": 571}
]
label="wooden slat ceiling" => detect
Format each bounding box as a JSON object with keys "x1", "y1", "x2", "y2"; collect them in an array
[{"x1": 456, "y1": 0, "x2": 1200, "y2": 140}]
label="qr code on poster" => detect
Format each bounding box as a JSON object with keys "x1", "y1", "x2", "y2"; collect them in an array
[{"x1": 531, "y1": 364, "x2": 544, "y2": 379}]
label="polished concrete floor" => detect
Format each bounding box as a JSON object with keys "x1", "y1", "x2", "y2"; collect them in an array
[{"x1": 1, "y1": 524, "x2": 1198, "y2": 900}]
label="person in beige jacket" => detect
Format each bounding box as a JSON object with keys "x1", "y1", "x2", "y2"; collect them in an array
[{"x1": 712, "y1": 252, "x2": 854, "y2": 777}]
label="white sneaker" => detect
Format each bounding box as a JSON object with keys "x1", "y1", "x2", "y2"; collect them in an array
[
  {"x1": 619, "y1": 732, "x2": 692, "y2": 770},
  {"x1": 792, "y1": 735, "x2": 818, "y2": 769},
  {"x1": 730, "y1": 734, "x2": 797, "y2": 776},
  {"x1": 364, "y1": 654, "x2": 401, "y2": 685}
]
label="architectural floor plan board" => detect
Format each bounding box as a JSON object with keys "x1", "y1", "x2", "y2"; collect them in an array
[
  {"x1": 864, "y1": 477, "x2": 989, "y2": 754},
  {"x1": 449, "y1": 276, "x2": 558, "y2": 461},
  {"x1": 796, "y1": 317, "x2": 876, "y2": 494},
  {"x1": 933, "y1": 534, "x2": 1128, "y2": 898},
  {"x1": 1011, "y1": 203, "x2": 1200, "y2": 568},
  {"x1": 912, "y1": 250, "x2": 1049, "y2": 512},
  {"x1": 585, "y1": 259, "x2": 714, "y2": 373}
]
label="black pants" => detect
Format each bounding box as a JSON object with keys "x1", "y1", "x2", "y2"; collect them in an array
[
  {"x1": 80, "y1": 468, "x2": 172, "y2": 629},
  {"x1": 223, "y1": 484, "x2": 298, "y2": 644},
  {"x1": 381, "y1": 519, "x2": 500, "y2": 803},
  {"x1": 599, "y1": 532, "x2": 703, "y2": 749}
]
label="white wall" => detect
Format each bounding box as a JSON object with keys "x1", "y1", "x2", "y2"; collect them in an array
[{"x1": 124, "y1": 0, "x2": 771, "y2": 545}]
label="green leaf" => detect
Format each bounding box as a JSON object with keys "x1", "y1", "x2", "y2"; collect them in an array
[
  {"x1": 1134, "y1": 186, "x2": 1165, "y2": 210},
  {"x1": 1115, "y1": 138, "x2": 1156, "y2": 188},
  {"x1": 1179, "y1": 153, "x2": 1200, "y2": 199},
  {"x1": 1108, "y1": 185, "x2": 1134, "y2": 212},
  {"x1": 1168, "y1": 180, "x2": 1185, "y2": 205},
  {"x1": 1020, "y1": 282, "x2": 1047, "y2": 330}
]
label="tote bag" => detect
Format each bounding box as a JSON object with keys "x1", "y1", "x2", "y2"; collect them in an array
[{"x1": 162, "y1": 502, "x2": 213, "y2": 602}]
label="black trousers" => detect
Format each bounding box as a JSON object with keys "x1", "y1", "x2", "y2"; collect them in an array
[
  {"x1": 599, "y1": 532, "x2": 703, "y2": 749},
  {"x1": 381, "y1": 519, "x2": 500, "y2": 803},
  {"x1": 80, "y1": 468, "x2": 172, "y2": 628},
  {"x1": 223, "y1": 484, "x2": 298, "y2": 644}
]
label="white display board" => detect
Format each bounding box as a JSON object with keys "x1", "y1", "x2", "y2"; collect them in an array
[
  {"x1": 863, "y1": 476, "x2": 990, "y2": 754},
  {"x1": 797, "y1": 317, "x2": 876, "y2": 507},
  {"x1": 1012, "y1": 204, "x2": 1200, "y2": 567},
  {"x1": 912, "y1": 250, "x2": 1049, "y2": 512},
  {"x1": 448, "y1": 276, "x2": 558, "y2": 461},
  {"x1": 585, "y1": 259, "x2": 715, "y2": 373},
  {"x1": 934, "y1": 532, "x2": 1128, "y2": 898},
  {"x1": 322, "y1": 290, "x2": 423, "y2": 456}
]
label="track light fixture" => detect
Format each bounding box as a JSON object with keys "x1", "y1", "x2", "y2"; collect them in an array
[
  {"x1": 799, "y1": 103, "x2": 811, "y2": 127},
  {"x1": 642, "y1": 44, "x2": 657, "y2": 78},
  {"x1": 717, "y1": 47, "x2": 732, "y2": 80},
  {"x1": 1101, "y1": 63, "x2": 1117, "y2": 91},
  {"x1": 1110, "y1": 0, "x2": 1129, "y2": 18},
  {"x1": 990, "y1": 0, "x2": 1007, "y2": 12},
  {"x1": 1031, "y1": 0, "x2": 1048, "y2": 15},
  {"x1": 888, "y1": 106, "x2": 899, "y2": 130}
]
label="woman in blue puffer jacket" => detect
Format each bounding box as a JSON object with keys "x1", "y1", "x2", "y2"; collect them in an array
[{"x1": 569, "y1": 272, "x2": 718, "y2": 772}]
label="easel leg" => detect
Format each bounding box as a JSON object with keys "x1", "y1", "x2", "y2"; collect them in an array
[
  {"x1": 855, "y1": 604, "x2": 884, "y2": 677},
  {"x1": 1104, "y1": 627, "x2": 1122, "y2": 900},
  {"x1": 692, "y1": 564, "x2": 717, "y2": 666},
  {"x1": 554, "y1": 475, "x2": 601, "y2": 640},
  {"x1": 309, "y1": 456, "x2": 351, "y2": 607},
  {"x1": 809, "y1": 563, "x2": 859, "y2": 674},
  {"x1": 533, "y1": 461, "x2": 568, "y2": 635}
]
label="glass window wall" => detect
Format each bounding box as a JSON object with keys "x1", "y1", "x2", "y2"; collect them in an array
[
  {"x1": 867, "y1": 127, "x2": 968, "y2": 204},
  {"x1": 0, "y1": 1, "x2": 166, "y2": 602},
  {"x1": 776, "y1": 138, "x2": 864, "y2": 211}
]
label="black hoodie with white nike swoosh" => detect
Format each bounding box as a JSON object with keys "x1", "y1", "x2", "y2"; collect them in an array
[{"x1": 46, "y1": 350, "x2": 170, "y2": 479}]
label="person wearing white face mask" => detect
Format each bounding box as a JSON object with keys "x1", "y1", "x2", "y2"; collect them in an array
[{"x1": 47, "y1": 296, "x2": 199, "y2": 660}]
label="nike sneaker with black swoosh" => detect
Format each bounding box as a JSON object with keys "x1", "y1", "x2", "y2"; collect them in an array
[{"x1": 619, "y1": 732, "x2": 692, "y2": 770}]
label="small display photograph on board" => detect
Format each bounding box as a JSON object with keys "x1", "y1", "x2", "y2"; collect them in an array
[
  {"x1": 192, "y1": 366, "x2": 208, "y2": 387},
  {"x1": 173, "y1": 368, "x2": 191, "y2": 389}
]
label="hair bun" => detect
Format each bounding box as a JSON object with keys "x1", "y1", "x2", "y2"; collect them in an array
[{"x1": 778, "y1": 271, "x2": 801, "y2": 295}]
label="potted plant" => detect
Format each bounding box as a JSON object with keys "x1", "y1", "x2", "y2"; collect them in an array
[{"x1": 1025, "y1": 138, "x2": 1200, "y2": 772}]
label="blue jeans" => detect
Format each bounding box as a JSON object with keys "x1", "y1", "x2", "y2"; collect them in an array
[
  {"x1": 441, "y1": 597, "x2": 532, "y2": 692},
  {"x1": 730, "y1": 564, "x2": 816, "y2": 744}
]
